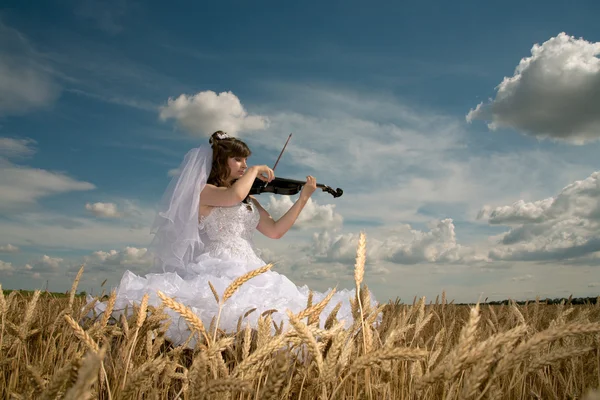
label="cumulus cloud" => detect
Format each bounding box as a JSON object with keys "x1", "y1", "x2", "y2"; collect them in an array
[
  {"x1": 263, "y1": 196, "x2": 343, "y2": 230},
  {"x1": 480, "y1": 171, "x2": 600, "y2": 262},
  {"x1": 85, "y1": 202, "x2": 121, "y2": 218},
  {"x1": 467, "y1": 33, "x2": 600, "y2": 144},
  {"x1": 307, "y1": 219, "x2": 478, "y2": 267},
  {"x1": 159, "y1": 90, "x2": 269, "y2": 136},
  {"x1": 0, "y1": 260, "x2": 15, "y2": 274},
  {"x1": 0, "y1": 244, "x2": 19, "y2": 253},
  {"x1": 75, "y1": 246, "x2": 154, "y2": 277},
  {"x1": 0, "y1": 21, "x2": 61, "y2": 116},
  {"x1": 0, "y1": 254, "x2": 77, "y2": 282},
  {"x1": 2, "y1": 247, "x2": 151, "y2": 287},
  {"x1": 24, "y1": 255, "x2": 64, "y2": 274},
  {"x1": 83, "y1": 246, "x2": 152, "y2": 269}
]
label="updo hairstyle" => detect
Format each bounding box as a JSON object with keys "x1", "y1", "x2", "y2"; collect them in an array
[{"x1": 207, "y1": 131, "x2": 252, "y2": 188}]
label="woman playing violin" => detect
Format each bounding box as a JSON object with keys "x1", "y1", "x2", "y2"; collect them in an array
[
  {"x1": 89, "y1": 130, "x2": 372, "y2": 347},
  {"x1": 200, "y1": 131, "x2": 318, "y2": 240}
]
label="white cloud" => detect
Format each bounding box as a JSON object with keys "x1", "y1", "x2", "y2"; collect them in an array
[
  {"x1": 85, "y1": 202, "x2": 121, "y2": 218},
  {"x1": 159, "y1": 90, "x2": 269, "y2": 136},
  {"x1": 0, "y1": 158, "x2": 95, "y2": 211},
  {"x1": 255, "y1": 107, "x2": 463, "y2": 186},
  {"x1": 0, "y1": 138, "x2": 37, "y2": 159},
  {"x1": 262, "y1": 195, "x2": 343, "y2": 230},
  {"x1": 0, "y1": 260, "x2": 15, "y2": 273},
  {"x1": 480, "y1": 170, "x2": 600, "y2": 262},
  {"x1": 480, "y1": 171, "x2": 600, "y2": 225},
  {"x1": 24, "y1": 255, "x2": 64, "y2": 274},
  {"x1": 511, "y1": 274, "x2": 533, "y2": 282},
  {"x1": 0, "y1": 211, "x2": 153, "y2": 251},
  {"x1": 0, "y1": 244, "x2": 19, "y2": 253},
  {"x1": 83, "y1": 246, "x2": 153, "y2": 272},
  {"x1": 0, "y1": 20, "x2": 61, "y2": 116},
  {"x1": 0, "y1": 136, "x2": 96, "y2": 210},
  {"x1": 467, "y1": 32, "x2": 600, "y2": 144},
  {"x1": 1, "y1": 247, "x2": 152, "y2": 289},
  {"x1": 306, "y1": 219, "x2": 477, "y2": 266},
  {"x1": 167, "y1": 168, "x2": 180, "y2": 177}
]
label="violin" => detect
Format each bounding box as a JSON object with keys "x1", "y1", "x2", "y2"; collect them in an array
[
  {"x1": 247, "y1": 133, "x2": 343, "y2": 199},
  {"x1": 249, "y1": 177, "x2": 343, "y2": 198}
]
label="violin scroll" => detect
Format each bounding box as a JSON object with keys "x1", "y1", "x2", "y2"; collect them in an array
[{"x1": 323, "y1": 185, "x2": 343, "y2": 198}]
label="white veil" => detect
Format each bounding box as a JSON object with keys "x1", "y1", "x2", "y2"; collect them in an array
[{"x1": 149, "y1": 146, "x2": 212, "y2": 275}]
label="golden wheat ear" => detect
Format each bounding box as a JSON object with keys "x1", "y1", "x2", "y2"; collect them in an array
[
  {"x1": 222, "y1": 263, "x2": 274, "y2": 303},
  {"x1": 157, "y1": 291, "x2": 209, "y2": 344}
]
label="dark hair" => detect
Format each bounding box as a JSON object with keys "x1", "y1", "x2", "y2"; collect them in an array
[{"x1": 207, "y1": 131, "x2": 252, "y2": 188}]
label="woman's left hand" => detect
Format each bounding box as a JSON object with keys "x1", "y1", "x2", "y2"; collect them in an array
[{"x1": 300, "y1": 176, "x2": 317, "y2": 199}]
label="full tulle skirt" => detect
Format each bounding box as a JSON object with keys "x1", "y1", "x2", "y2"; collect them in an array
[{"x1": 89, "y1": 252, "x2": 374, "y2": 347}]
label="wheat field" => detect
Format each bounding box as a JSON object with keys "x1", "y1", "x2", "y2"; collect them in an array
[{"x1": 1, "y1": 233, "x2": 600, "y2": 399}]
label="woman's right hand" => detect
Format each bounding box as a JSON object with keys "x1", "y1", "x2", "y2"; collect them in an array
[{"x1": 252, "y1": 165, "x2": 275, "y2": 182}]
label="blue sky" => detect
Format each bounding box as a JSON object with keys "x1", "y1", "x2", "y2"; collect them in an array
[{"x1": 1, "y1": 0, "x2": 600, "y2": 303}]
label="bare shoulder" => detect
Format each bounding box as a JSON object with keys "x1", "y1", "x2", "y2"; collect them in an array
[
  {"x1": 201, "y1": 183, "x2": 221, "y2": 194},
  {"x1": 200, "y1": 183, "x2": 240, "y2": 207}
]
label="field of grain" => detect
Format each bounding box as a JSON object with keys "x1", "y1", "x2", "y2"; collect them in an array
[{"x1": 1, "y1": 234, "x2": 600, "y2": 399}]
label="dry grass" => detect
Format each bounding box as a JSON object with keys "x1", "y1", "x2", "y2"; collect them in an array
[{"x1": 1, "y1": 235, "x2": 600, "y2": 399}]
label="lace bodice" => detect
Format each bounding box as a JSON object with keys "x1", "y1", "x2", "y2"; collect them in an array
[{"x1": 198, "y1": 201, "x2": 262, "y2": 263}]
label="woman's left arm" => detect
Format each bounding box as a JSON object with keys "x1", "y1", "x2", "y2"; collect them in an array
[{"x1": 251, "y1": 176, "x2": 317, "y2": 239}]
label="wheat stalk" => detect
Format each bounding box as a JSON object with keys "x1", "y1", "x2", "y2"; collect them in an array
[
  {"x1": 297, "y1": 287, "x2": 337, "y2": 325},
  {"x1": 63, "y1": 347, "x2": 106, "y2": 400},
  {"x1": 63, "y1": 314, "x2": 112, "y2": 399},
  {"x1": 68, "y1": 265, "x2": 84, "y2": 313},
  {"x1": 208, "y1": 281, "x2": 220, "y2": 304},
  {"x1": 205, "y1": 378, "x2": 253, "y2": 395},
  {"x1": 495, "y1": 322, "x2": 600, "y2": 376},
  {"x1": 120, "y1": 294, "x2": 149, "y2": 392},
  {"x1": 223, "y1": 263, "x2": 274, "y2": 303},
  {"x1": 354, "y1": 232, "x2": 366, "y2": 288},
  {"x1": 157, "y1": 291, "x2": 209, "y2": 344},
  {"x1": 98, "y1": 289, "x2": 117, "y2": 331},
  {"x1": 213, "y1": 263, "x2": 273, "y2": 341},
  {"x1": 234, "y1": 334, "x2": 288, "y2": 377},
  {"x1": 64, "y1": 315, "x2": 99, "y2": 353},
  {"x1": 120, "y1": 357, "x2": 167, "y2": 399},
  {"x1": 287, "y1": 310, "x2": 324, "y2": 372},
  {"x1": 188, "y1": 349, "x2": 208, "y2": 400},
  {"x1": 3, "y1": 263, "x2": 600, "y2": 400}
]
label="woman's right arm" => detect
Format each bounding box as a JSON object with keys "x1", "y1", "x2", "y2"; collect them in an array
[{"x1": 200, "y1": 166, "x2": 273, "y2": 207}]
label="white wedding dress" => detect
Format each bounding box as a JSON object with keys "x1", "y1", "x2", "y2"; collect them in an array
[{"x1": 91, "y1": 200, "x2": 371, "y2": 346}]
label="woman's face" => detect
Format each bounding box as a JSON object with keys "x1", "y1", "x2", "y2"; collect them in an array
[{"x1": 227, "y1": 156, "x2": 248, "y2": 181}]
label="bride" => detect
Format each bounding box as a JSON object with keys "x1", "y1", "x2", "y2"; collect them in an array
[{"x1": 92, "y1": 131, "x2": 374, "y2": 346}]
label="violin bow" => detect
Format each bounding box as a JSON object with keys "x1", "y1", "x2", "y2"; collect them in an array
[
  {"x1": 264, "y1": 133, "x2": 292, "y2": 187},
  {"x1": 273, "y1": 133, "x2": 292, "y2": 171}
]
